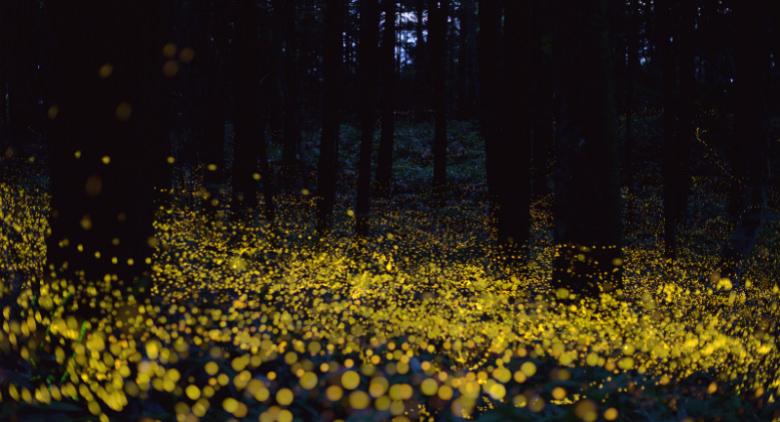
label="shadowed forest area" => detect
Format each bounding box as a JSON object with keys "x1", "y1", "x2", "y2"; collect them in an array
[{"x1": 1, "y1": 0, "x2": 780, "y2": 420}]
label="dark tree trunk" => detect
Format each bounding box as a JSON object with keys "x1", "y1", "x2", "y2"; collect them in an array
[
  {"x1": 430, "y1": 0, "x2": 448, "y2": 195},
  {"x1": 0, "y1": 0, "x2": 39, "y2": 158},
  {"x1": 498, "y1": 0, "x2": 531, "y2": 252},
  {"x1": 276, "y1": 0, "x2": 302, "y2": 187},
  {"x1": 195, "y1": 0, "x2": 228, "y2": 211},
  {"x1": 47, "y1": 0, "x2": 166, "y2": 286},
  {"x1": 478, "y1": 0, "x2": 502, "y2": 208},
  {"x1": 375, "y1": 0, "x2": 397, "y2": 195},
  {"x1": 414, "y1": 0, "x2": 427, "y2": 120},
  {"x1": 530, "y1": 0, "x2": 553, "y2": 199},
  {"x1": 456, "y1": 0, "x2": 476, "y2": 120},
  {"x1": 355, "y1": 0, "x2": 380, "y2": 235},
  {"x1": 723, "y1": 0, "x2": 771, "y2": 274},
  {"x1": 623, "y1": 0, "x2": 639, "y2": 193},
  {"x1": 317, "y1": 0, "x2": 345, "y2": 232},
  {"x1": 660, "y1": 0, "x2": 695, "y2": 257},
  {"x1": 552, "y1": 0, "x2": 622, "y2": 295},
  {"x1": 231, "y1": 0, "x2": 274, "y2": 221}
]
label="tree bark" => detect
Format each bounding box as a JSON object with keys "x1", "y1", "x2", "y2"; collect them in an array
[
  {"x1": 430, "y1": 0, "x2": 448, "y2": 195},
  {"x1": 231, "y1": 0, "x2": 274, "y2": 221},
  {"x1": 552, "y1": 0, "x2": 622, "y2": 295},
  {"x1": 723, "y1": 0, "x2": 771, "y2": 274},
  {"x1": 456, "y1": 0, "x2": 476, "y2": 120},
  {"x1": 317, "y1": 0, "x2": 345, "y2": 232},
  {"x1": 375, "y1": 0, "x2": 397, "y2": 196},
  {"x1": 46, "y1": 0, "x2": 166, "y2": 286},
  {"x1": 355, "y1": 0, "x2": 380, "y2": 235}
]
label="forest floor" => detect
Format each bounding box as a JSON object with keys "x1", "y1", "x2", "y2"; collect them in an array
[{"x1": 1, "y1": 116, "x2": 780, "y2": 421}]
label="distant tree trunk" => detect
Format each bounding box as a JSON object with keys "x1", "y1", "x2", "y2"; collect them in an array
[
  {"x1": 0, "y1": 0, "x2": 38, "y2": 158},
  {"x1": 478, "y1": 0, "x2": 502, "y2": 210},
  {"x1": 498, "y1": 0, "x2": 531, "y2": 251},
  {"x1": 231, "y1": 0, "x2": 274, "y2": 221},
  {"x1": 456, "y1": 0, "x2": 476, "y2": 120},
  {"x1": 47, "y1": 0, "x2": 166, "y2": 286},
  {"x1": 276, "y1": 0, "x2": 302, "y2": 187},
  {"x1": 375, "y1": 0, "x2": 397, "y2": 196},
  {"x1": 196, "y1": 0, "x2": 228, "y2": 211},
  {"x1": 624, "y1": 0, "x2": 639, "y2": 193},
  {"x1": 552, "y1": 0, "x2": 622, "y2": 295},
  {"x1": 414, "y1": 0, "x2": 427, "y2": 120},
  {"x1": 660, "y1": 0, "x2": 694, "y2": 257},
  {"x1": 430, "y1": 0, "x2": 448, "y2": 195},
  {"x1": 355, "y1": 0, "x2": 380, "y2": 235},
  {"x1": 530, "y1": 0, "x2": 553, "y2": 199},
  {"x1": 317, "y1": 0, "x2": 345, "y2": 232},
  {"x1": 723, "y1": 0, "x2": 771, "y2": 274}
]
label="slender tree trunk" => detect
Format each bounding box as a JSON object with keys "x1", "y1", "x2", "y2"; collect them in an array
[
  {"x1": 0, "y1": 0, "x2": 38, "y2": 158},
  {"x1": 355, "y1": 0, "x2": 380, "y2": 235},
  {"x1": 430, "y1": 0, "x2": 448, "y2": 195},
  {"x1": 552, "y1": 0, "x2": 622, "y2": 295},
  {"x1": 478, "y1": 0, "x2": 502, "y2": 211},
  {"x1": 660, "y1": 0, "x2": 694, "y2": 257},
  {"x1": 624, "y1": 0, "x2": 639, "y2": 193},
  {"x1": 530, "y1": 0, "x2": 553, "y2": 199},
  {"x1": 196, "y1": 0, "x2": 228, "y2": 211},
  {"x1": 317, "y1": 0, "x2": 345, "y2": 232},
  {"x1": 414, "y1": 0, "x2": 427, "y2": 120},
  {"x1": 375, "y1": 0, "x2": 397, "y2": 195},
  {"x1": 723, "y1": 0, "x2": 771, "y2": 274},
  {"x1": 231, "y1": 0, "x2": 274, "y2": 221},
  {"x1": 456, "y1": 0, "x2": 476, "y2": 120},
  {"x1": 499, "y1": 0, "x2": 531, "y2": 252},
  {"x1": 277, "y1": 0, "x2": 301, "y2": 187}
]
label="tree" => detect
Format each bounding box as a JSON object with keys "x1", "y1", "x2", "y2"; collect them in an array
[
  {"x1": 0, "y1": 0, "x2": 39, "y2": 158},
  {"x1": 430, "y1": 0, "x2": 448, "y2": 195},
  {"x1": 46, "y1": 0, "x2": 167, "y2": 285},
  {"x1": 231, "y1": 0, "x2": 274, "y2": 221},
  {"x1": 456, "y1": 0, "x2": 477, "y2": 120},
  {"x1": 498, "y1": 0, "x2": 531, "y2": 251},
  {"x1": 478, "y1": 0, "x2": 502, "y2": 221},
  {"x1": 317, "y1": 0, "x2": 345, "y2": 232},
  {"x1": 623, "y1": 0, "x2": 639, "y2": 196},
  {"x1": 723, "y1": 0, "x2": 771, "y2": 274},
  {"x1": 552, "y1": 0, "x2": 622, "y2": 295},
  {"x1": 530, "y1": 0, "x2": 554, "y2": 199},
  {"x1": 274, "y1": 0, "x2": 302, "y2": 187},
  {"x1": 195, "y1": 0, "x2": 229, "y2": 211},
  {"x1": 375, "y1": 0, "x2": 397, "y2": 196},
  {"x1": 659, "y1": 0, "x2": 695, "y2": 257},
  {"x1": 355, "y1": 0, "x2": 380, "y2": 235}
]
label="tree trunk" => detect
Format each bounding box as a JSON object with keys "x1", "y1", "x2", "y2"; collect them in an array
[
  {"x1": 660, "y1": 0, "x2": 694, "y2": 257},
  {"x1": 456, "y1": 0, "x2": 476, "y2": 120},
  {"x1": 552, "y1": 0, "x2": 622, "y2": 295},
  {"x1": 478, "y1": 0, "x2": 502, "y2": 212},
  {"x1": 355, "y1": 0, "x2": 380, "y2": 235},
  {"x1": 0, "y1": 0, "x2": 38, "y2": 158},
  {"x1": 231, "y1": 0, "x2": 274, "y2": 221},
  {"x1": 530, "y1": 0, "x2": 553, "y2": 199},
  {"x1": 414, "y1": 0, "x2": 427, "y2": 121},
  {"x1": 317, "y1": 0, "x2": 345, "y2": 232},
  {"x1": 723, "y1": 0, "x2": 771, "y2": 275},
  {"x1": 47, "y1": 0, "x2": 166, "y2": 286},
  {"x1": 375, "y1": 0, "x2": 397, "y2": 196},
  {"x1": 430, "y1": 0, "x2": 448, "y2": 195},
  {"x1": 498, "y1": 0, "x2": 531, "y2": 252},
  {"x1": 277, "y1": 0, "x2": 301, "y2": 187},
  {"x1": 624, "y1": 0, "x2": 639, "y2": 193},
  {"x1": 196, "y1": 0, "x2": 228, "y2": 211}
]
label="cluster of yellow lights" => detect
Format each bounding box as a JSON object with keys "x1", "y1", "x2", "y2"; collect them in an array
[{"x1": 1, "y1": 181, "x2": 780, "y2": 421}]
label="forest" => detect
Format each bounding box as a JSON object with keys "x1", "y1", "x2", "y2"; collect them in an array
[{"x1": 1, "y1": 0, "x2": 780, "y2": 420}]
